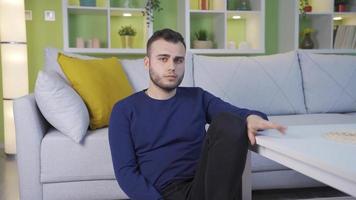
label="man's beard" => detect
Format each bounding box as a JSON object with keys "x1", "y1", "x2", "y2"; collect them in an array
[{"x1": 148, "y1": 67, "x2": 184, "y2": 92}]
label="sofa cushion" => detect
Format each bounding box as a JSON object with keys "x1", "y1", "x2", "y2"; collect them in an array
[
  {"x1": 41, "y1": 128, "x2": 115, "y2": 183},
  {"x1": 121, "y1": 51, "x2": 194, "y2": 92},
  {"x1": 44, "y1": 47, "x2": 97, "y2": 83},
  {"x1": 193, "y1": 51, "x2": 306, "y2": 115},
  {"x1": 299, "y1": 52, "x2": 356, "y2": 113},
  {"x1": 252, "y1": 113, "x2": 356, "y2": 172},
  {"x1": 58, "y1": 54, "x2": 133, "y2": 129},
  {"x1": 35, "y1": 71, "x2": 89, "y2": 143}
]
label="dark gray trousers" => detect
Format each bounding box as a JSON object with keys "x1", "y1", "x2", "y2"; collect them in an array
[{"x1": 162, "y1": 112, "x2": 249, "y2": 200}]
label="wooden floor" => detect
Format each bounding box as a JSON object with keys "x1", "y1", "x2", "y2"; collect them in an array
[{"x1": 0, "y1": 149, "x2": 354, "y2": 200}]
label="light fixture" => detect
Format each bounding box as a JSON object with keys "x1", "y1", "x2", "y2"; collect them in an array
[
  {"x1": 0, "y1": 0, "x2": 29, "y2": 154},
  {"x1": 333, "y1": 16, "x2": 343, "y2": 21},
  {"x1": 232, "y1": 15, "x2": 241, "y2": 19},
  {"x1": 123, "y1": 13, "x2": 132, "y2": 17}
]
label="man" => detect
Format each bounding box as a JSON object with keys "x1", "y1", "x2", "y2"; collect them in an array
[{"x1": 109, "y1": 29, "x2": 286, "y2": 200}]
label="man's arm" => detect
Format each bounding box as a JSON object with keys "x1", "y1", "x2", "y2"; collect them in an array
[
  {"x1": 109, "y1": 102, "x2": 163, "y2": 200},
  {"x1": 202, "y1": 89, "x2": 286, "y2": 145},
  {"x1": 202, "y1": 89, "x2": 268, "y2": 123}
]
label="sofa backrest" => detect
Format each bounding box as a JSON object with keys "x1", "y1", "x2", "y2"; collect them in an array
[
  {"x1": 193, "y1": 51, "x2": 307, "y2": 115},
  {"x1": 298, "y1": 51, "x2": 356, "y2": 113}
]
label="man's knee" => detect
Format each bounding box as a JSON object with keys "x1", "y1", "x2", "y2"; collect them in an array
[{"x1": 208, "y1": 112, "x2": 247, "y2": 143}]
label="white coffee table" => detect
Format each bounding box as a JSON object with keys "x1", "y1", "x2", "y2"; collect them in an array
[{"x1": 252, "y1": 124, "x2": 356, "y2": 197}]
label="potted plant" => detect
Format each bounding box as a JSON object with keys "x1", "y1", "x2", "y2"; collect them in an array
[
  {"x1": 299, "y1": 0, "x2": 312, "y2": 16},
  {"x1": 193, "y1": 29, "x2": 213, "y2": 49},
  {"x1": 143, "y1": 0, "x2": 163, "y2": 31},
  {"x1": 118, "y1": 25, "x2": 137, "y2": 48},
  {"x1": 300, "y1": 28, "x2": 315, "y2": 49},
  {"x1": 335, "y1": 0, "x2": 349, "y2": 12}
]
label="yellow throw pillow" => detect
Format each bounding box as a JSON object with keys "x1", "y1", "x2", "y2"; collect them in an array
[{"x1": 58, "y1": 53, "x2": 133, "y2": 129}]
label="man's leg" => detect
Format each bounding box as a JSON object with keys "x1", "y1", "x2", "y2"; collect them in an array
[{"x1": 188, "y1": 112, "x2": 249, "y2": 200}]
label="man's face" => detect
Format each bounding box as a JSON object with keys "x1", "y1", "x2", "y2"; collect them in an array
[{"x1": 144, "y1": 39, "x2": 186, "y2": 92}]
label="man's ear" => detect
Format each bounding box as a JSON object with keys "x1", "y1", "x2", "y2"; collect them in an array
[{"x1": 144, "y1": 56, "x2": 149, "y2": 70}]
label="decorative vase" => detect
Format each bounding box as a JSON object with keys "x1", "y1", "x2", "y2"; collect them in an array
[
  {"x1": 303, "y1": 4, "x2": 312, "y2": 12},
  {"x1": 336, "y1": 4, "x2": 347, "y2": 12},
  {"x1": 199, "y1": 0, "x2": 209, "y2": 10},
  {"x1": 80, "y1": 0, "x2": 96, "y2": 7},
  {"x1": 193, "y1": 40, "x2": 213, "y2": 49},
  {"x1": 301, "y1": 33, "x2": 314, "y2": 49},
  {"x1": 121, "y1": 36, "x2": 133, "y2": 48}
]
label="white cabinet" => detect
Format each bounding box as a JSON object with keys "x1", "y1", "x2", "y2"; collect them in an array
[
  {"x1": 178, "y1": 0, "x2": 265, "y2": 54},
  {"x1": 279, "y1": 0, "x2": 356, "y2": 53},
  {"x1": 62, "y1": 0, "x2": 152, "y2": 54}
]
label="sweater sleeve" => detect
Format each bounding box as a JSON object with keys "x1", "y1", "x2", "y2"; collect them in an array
[
  {"x1": 108, "y1": 102, "x2": 163, "y2": 200},
  {"x1": 202, "y1": 89, "x2": 268, "y2": 124}
]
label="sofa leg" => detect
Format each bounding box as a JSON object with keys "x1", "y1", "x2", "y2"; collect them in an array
[{"x1": 242, "y1": 150, "x2": 252, "y2": 200}]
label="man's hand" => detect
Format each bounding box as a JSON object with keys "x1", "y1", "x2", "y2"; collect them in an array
[{"x1": 246, "y1": 115, "x2": 287, "y2": 145}]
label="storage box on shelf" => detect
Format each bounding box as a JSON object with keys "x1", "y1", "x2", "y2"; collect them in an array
[
  {"x1": 179, "y1": 0, "x2": 265, "y2": 54},
  {"x1": 62, "y1": 0, "x2": 151, "y2": 54}
]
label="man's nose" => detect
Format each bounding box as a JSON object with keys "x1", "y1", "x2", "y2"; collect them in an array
[{"x1": 167, "y1": 59, "x2": 176, "y2": 71}]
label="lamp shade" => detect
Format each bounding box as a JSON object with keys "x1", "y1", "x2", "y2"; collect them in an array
[
  {"x1": 1, "y1": 44, "x2": 29, "y2": 98},
  {"x1": 0, "y1": 0, "x2": 27, "y2": 43},
  {"x1": 3, "y1": 100, "x2": 15, "y2": 154},
  {"x1": 0, "y1": 0, "x2": 28, "y2": 154}
]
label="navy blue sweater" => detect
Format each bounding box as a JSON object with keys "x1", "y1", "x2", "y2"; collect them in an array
[{"x1": 109, "y1": 87, "x2": 267, "y2": 200}]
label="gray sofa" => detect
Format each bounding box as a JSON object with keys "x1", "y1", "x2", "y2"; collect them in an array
[{"x1": 14, "y1": 49, "x2": 356, "y2": 200}]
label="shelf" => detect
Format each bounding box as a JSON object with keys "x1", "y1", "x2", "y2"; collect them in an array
[
  {"x1": 278, "y1": 0, "x2": 356, "y2": 53},
  {"x1": 227, "y1": 12, "x2": 261, "y2": 50},
  {"x1": 182, "y1": 0, "x2": 265, "y2": 54},
  {"x1": 63, "y1": 47, "x2": 146, "y2": 54},
  {"x1": 68, "y1": 6, "x2": 108, "y2": 15},
  {"x1": 63, "y1": 0, "x2": 152, "y2": 54},
  {"x1": 190, "y1": 9, "x2": 225, "y2": 14}
]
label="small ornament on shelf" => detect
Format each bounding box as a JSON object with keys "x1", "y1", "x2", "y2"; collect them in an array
[
  {"x1": 193, "y1": 29, "x2": 213, "y2": 49},
  {"x1": 79, "y1": 0, "x2": 96, "y2": 7},
  {"x1": 199, "y1": 0, "x2": 209, "y2": 10},
  {"x1": 335, "y1": 0, "x2": 349, "y2": 12},
  {"x1": 237, "y1": 0, "x2": 251, "y2": 11},
  {"x1": 76, "y1": 37, "x2": 85, "y2": 48},
  {"x1": 300, "y1": 28, "x2": 315, "y2": 49},
  {"x1": 118, "y1": 25, "x2": 137, "y2": 48},
  {"x1": 299, "y1": 0, "x2": 312, "y2": 16}
]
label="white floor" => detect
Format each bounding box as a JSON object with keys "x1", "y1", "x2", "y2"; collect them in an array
[{"x1": 0, "y1": 148, "x2": 355, "y2": 200}]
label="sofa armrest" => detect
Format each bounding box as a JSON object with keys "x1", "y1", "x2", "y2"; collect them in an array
[{"x1": 14, "y1": 94, "x2": 49, "y2": 200}]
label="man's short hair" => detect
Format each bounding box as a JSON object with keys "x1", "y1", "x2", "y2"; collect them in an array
[{"x1": 146, "y1": 28, "x2": 186, "y2": 56}]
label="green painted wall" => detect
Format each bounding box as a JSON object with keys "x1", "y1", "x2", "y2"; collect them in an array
[{"x1": 0, "y1": 0, "x2": 279, "y2": 144}]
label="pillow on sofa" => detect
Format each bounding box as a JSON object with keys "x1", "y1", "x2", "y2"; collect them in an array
[
  {"x1": 299, "y1": 52, "x2": 356, "y2": 113},
  {"x1": 44, "y1": 48, "x2": 194, "y2": 91},
  {"x1": 34, "y1": 71, "x2": 89, "y2": 143},
  {"x1": 44, "y1": 47, "x2": 97, "y2": 83},
  {"x1": 58, "y1": 53, "x2": 133, "y2": 129},
  {"x1": 193, "y1": 51, "x2": 307, "y2": 115},
  {"x1": 121, "y1": 59, "x2": 149, "y2": 92}
]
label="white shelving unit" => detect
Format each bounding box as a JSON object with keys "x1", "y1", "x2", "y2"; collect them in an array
[
  {"x1": 178, "y1": 0, "x2": 265, "y2": 54},
  {"x1": 62, "y1": 0, "x2": 152, "y2": 54},
  {"x1": 279, "y1": 0, "x2": 356, "y2": 53}
]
